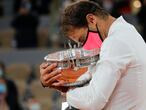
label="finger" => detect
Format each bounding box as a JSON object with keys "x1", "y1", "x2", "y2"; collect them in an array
[
  {"x1": 49, "y1": 69, "x2": 62, "y2": 78},
  {"x1": 43, "y1": 69, "x2": 62, "y2": 82},
  {"x1": 40, "y1": 63, "x2": 58, "y2": 75},
  {"x1": 40, "y1": 62, "x2": 49, "y2": 69},
  {"x1": 52, "y1": 80, "x2": 66, "y2": 86},
  {"x1": 40, "y1": 69, "x2": 62, "y2": 87},
  {"x1": 46, "y1": 73, "x2": 62, "y2": 85},
  {"x1": 51, "y1": 82, "x2": 61, "y2": 87},
  {"x1": 43, "y1": 63, "x2": 58, "y2": 74}
]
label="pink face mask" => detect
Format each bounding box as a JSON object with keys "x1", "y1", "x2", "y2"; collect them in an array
[{"x1": 82, "y1": 31, "x2": 103, "y2": 50}]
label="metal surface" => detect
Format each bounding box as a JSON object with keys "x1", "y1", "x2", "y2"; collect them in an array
[
  {"x1": 44, "y1": 48, "x2": 100, "y2": 69},
  {"x1": 44, "y1": 48, "x2": 100, "y2": 87}
]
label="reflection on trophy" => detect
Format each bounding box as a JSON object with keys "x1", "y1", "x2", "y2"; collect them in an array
[{"x1": 44, "y1": 42, "x2": 100, "y2": 87}]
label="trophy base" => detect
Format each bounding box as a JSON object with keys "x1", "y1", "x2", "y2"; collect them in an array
[
  {"x1": 57, "y1": 67, "x2": 88, "y2": 82},
  {"x1": 57, "y1": 67, "x2": 91, "y2": 87},
  {"x1": 62, "y1": 78, "x2": 91, "y2": 87}
]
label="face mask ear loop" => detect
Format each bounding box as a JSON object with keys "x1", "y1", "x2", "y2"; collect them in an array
[
  {"x1": 96, "y1": 24, "x2": 103, "y2": 41},
  {"x1": 82, "y1": 27, "x2": 90, "y2": 46}
]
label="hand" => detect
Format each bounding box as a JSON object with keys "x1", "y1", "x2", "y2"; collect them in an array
[{"x1": 40, "y1": 62, "x2": 69, "y2": 93}]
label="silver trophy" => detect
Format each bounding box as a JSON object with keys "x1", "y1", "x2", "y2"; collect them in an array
[{"x1": 44, "y1": 42, "x2": 100, "y2": 87}]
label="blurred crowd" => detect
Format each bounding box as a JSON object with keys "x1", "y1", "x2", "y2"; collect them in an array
[
  {"x1": 0, "y1": 0, "x2": 145, "y2": 49},
  {"x1": 0, "y1": 61, "x2": 22, "y2": 110},
  {"x1": 0, "y1": 0, "x2": 146, "y2": 110}
]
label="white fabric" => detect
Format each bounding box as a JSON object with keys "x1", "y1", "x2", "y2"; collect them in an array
[
  {"x1": 66, "y1": 16, "x2": 146, "y2": 110},
  {"x1": 61, "y1": 102, "x2": 69, "y2": 110}
]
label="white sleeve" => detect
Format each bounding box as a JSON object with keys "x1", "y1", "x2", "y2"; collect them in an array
[{"x1": 66, "y1": 38, "x2": 135, "y2": 110}]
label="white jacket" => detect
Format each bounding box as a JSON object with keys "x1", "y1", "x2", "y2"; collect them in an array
[{"x1": 66, "y1": 16, "x2": 146, "y2": 110}]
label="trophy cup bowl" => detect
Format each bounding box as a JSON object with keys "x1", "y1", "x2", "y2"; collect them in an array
[{"x1": 44, "y1": 48, "x2": 100, "y2": 87}]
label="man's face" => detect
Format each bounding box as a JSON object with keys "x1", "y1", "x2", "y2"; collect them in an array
[{"x1": 67, "y1": 27, "x2": 88, "y2": 44}]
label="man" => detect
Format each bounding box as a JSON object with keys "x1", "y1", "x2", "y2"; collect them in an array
[{"x1": 40, "y1": 1, "x2": 146, "y2": 110}]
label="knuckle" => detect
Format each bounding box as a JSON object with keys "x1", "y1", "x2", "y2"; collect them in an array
[
  {"x1": 39, "y1": 64, "x2": 42, "y2": 68},
  {"x1": 40, "y1": 63, "x2": 45, "y2": 68},
  {"x1": 46, "y1": 66, "x2": 53, "y2": 72},
  {"x1": 50, "y1": 63, "x2": 56, "y2": 69},
  {"x1": 41, "y1": 75, "x2": 47, "y2": 82},
  {"x1": 40, "y1": 76, "x2": 44, "y2": 82},
  {"x1": 40, "y1": 69, "x2": 43, "y2": 73},
  {"x1": 40, "y1": 70, "x2": 45, "y2": 76},
  {"x1": 43, "y1": 75, "x2": 48, "y2": 81},
  {"x1": 40, "y1": 62, "x2": 48, "y2": 69}
]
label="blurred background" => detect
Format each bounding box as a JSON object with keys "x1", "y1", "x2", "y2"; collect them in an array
[{"x1": 0, "y1": 0, "x2": 145, "y2": 110}]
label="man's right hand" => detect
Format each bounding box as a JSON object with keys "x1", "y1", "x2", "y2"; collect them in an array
[{"x1": 39, "y1": 62, "x2": 69, "y2": 93}]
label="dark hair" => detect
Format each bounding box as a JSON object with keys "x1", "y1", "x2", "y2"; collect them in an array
[
  {"x1": 0, "y1": 61, "x2": 6, "y2": 78},
  {"x1": 61, "y1": 1, "x2": 109, "y2": 36}
]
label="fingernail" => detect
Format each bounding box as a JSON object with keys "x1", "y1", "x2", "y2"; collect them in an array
[{"x1": 58, "y1": 69, "x2": 62, "y2": 73}]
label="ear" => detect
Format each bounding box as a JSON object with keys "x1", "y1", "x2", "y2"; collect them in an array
[{"x1": 86, "y1": 14, "x2": 97, "y2": 26}]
